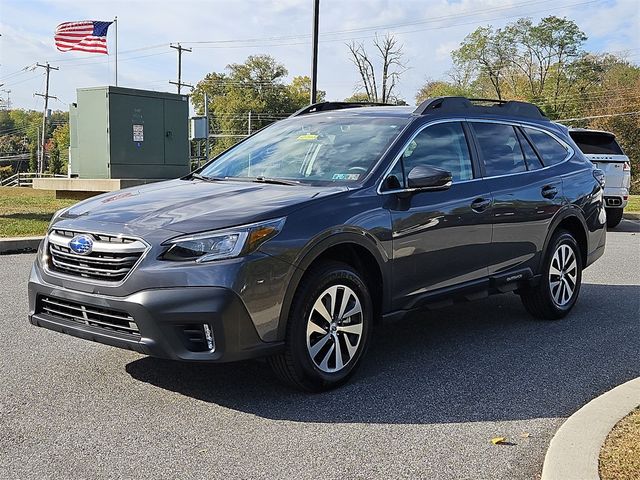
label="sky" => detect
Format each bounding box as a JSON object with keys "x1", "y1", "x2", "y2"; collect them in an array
[{"x1": 0, "y1": 0, "x2": 638, "y2": 112}]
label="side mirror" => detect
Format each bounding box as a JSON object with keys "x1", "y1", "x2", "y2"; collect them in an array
[{"x1": 407, "y1": 165, "x2": 452, "y2": 190}]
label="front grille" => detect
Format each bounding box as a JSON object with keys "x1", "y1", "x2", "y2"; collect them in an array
[
  {"x1": 38, "y1": 296, "x2": 140, "y2": 336},
  {"x1": 46, "y1": 229, "x2": 147, "y2": 283}
]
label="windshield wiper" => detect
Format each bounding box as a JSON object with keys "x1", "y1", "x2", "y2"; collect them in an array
[
  {"x1": 250, "y1": 176, "x2": 301, "y2": 186},
  {"x1": 191, "y1": 173, "x2": 223, "y2": 182}
]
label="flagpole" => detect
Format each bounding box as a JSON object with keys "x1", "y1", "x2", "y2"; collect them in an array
[{"x1": 114, "y1": 16, "x2": 118, "y2": 86}]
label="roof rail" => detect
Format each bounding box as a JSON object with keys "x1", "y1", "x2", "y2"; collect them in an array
[
  {"x1": 413, "y1": 96, "x2": 547, "y2": 120},
  {"x1": 290, "y1": 101, "x2": 394, "y2": 117}
]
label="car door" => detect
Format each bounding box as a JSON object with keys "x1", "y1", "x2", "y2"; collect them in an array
[
  {"x1": 469, "y1": 121, "x2": 566, "y2": 275},
  {"x1": 381, "y1": 120, "x2": 494, "y2": 310}
]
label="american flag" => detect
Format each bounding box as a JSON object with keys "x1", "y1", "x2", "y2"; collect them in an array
[{"x1": 55, "y1": 21, "x2": 113, "y2": 54}]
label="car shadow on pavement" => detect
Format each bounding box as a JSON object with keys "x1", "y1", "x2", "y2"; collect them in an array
[
  {"x1": 126, "y1": 283, "x2": 640, "y2": 424},
  {"x1": 612, "y1": 219, "x2": 640, "y2": 233}
]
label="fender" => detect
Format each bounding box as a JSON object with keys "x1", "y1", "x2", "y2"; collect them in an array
[
  {"x1": 276, "y1": 227, "x2": 391, "y2": 339},
  {"x1": 538, "y1": 204, "x2": 589, "y2": 272}
]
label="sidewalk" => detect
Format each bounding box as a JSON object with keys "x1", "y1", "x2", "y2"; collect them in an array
[{"x1": 541, "y1": 377, "x2": 640, "y2": 480}]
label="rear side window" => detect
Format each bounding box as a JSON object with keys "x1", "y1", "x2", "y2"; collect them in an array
[
  {"x1": 516, "y1": 128, "x2": 544, "y2": 170},
  {"x1": 401, "y1": 122, "x2": 473, "y2": 182},
  {"x1": 471, "y1": 122, "x2": 526, "y2": 176},
  {"x1": 524, "y1": 128, "x2": 569, "y2": 165},
  {"x1": 569, "y1": 131, "x2": 624, "y2": 155}
]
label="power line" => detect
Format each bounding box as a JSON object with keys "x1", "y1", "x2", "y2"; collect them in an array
[
  {"x1": 184, "y1": 0, "x2": 603, "y2": 49},
  {"x1": 558, "y1": 110, "x2": 640, "y2": 122},
  {"x1": 181, "y1": 0, "x2": 561, "y2": 45}
]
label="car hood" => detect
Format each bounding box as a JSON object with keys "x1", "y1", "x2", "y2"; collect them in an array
[{"x1": 62, "y1": 178, "x2": 348, "y2": 233}]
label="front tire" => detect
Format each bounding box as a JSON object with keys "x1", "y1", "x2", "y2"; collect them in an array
[
  {"x1": 268, "y1": 261, "x2": 373, "y2": 392},
  {"x1": 520, "y1": 230, "x2": 582, "y2": 320},
  {"x1": 606, "y1": 208, "x2": 624, "y2": 228}
]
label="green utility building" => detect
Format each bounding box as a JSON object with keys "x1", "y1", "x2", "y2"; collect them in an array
[{"x1": 69, "y1": 86, "x2": 189, "y2": 179}]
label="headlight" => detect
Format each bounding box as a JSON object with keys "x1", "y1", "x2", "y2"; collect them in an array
[{"x1": 161, "y1": 217, "x2": 285, "y2": 263}]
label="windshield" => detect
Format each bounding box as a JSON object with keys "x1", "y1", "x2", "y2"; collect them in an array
[
  {"x1": 199, "y1": 115, "x2": 409, "y2": 185},
  {"x1": 570, "y1": 131, "x2": 624, "y2": 155}
]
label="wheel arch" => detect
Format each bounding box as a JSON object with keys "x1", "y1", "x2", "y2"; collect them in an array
[
  {"x1": 276, "y1": 231, "x2": 390, "y2": 340},
  {"x1": 541, "y1": 207, "x2": 589, "y2": 270}
]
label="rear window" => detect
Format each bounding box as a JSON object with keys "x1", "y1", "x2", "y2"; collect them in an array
[
  {"x1": 569, "y1": 131, "x2": 624, "y2": 155},
  {"x1": 524, "y1": 128, "x2": 569, "y2": 166}
]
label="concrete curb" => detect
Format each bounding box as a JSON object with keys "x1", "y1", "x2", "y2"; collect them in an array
[
  {"x1": 541, "y1": 377, "x2": 640, "y2": 480},
  {"x1": 0, "y1": 236, "x2": 43, "y2": 255},
  {"x1": 623, "y1": 212, "x2": 640, "y2": 220}
]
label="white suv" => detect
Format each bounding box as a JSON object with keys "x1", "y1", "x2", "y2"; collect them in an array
[{"x1": 569, "y1": 129, "x2": 631, "y2": 228}]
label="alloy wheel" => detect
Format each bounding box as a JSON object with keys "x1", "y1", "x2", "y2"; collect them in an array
[
  {"x1": 549, "y1": 243, "x2": 578, "y2": 306},
  {"x1": 306, "y1": 284, "x2": 364, "y2": 373}
]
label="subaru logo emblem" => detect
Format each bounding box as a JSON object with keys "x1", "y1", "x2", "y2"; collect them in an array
[{"x1": 69, "y1": 235, "x2": 93, "y2": 255}]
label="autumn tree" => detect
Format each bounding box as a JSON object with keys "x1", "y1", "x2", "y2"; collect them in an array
[
  {"x1": 452, "y1": 26, "x2": 514, "y2": 100},
  {"x1": 450, "y1": 16, "x2": 587, "y2": 115},
  {"x1": 191, "y1": 56, "x2": 324, "y2": 156},
  {"x1": 415, "y1": 80, "x2": 477, "y2": 104}
]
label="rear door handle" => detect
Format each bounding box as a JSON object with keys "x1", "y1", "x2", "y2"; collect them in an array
[
  {"x1": 541, "y1": 185, "x2": 559, "y2": 199},
  {"x1": 471, "y1": 197, "x2": 491, "y2": 213}
]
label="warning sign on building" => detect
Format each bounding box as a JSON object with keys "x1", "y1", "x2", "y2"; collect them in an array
[{"x1": 133, "y1": 124, "x2": 144, "y2": 142}]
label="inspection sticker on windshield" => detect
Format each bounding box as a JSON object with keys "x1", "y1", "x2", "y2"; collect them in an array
[
  {"x1": 332, "y1": 173, "x2": 360, "y2": 181},
  {"x1": 297, "y1": 133, "x2": 318, "y2": 141}
]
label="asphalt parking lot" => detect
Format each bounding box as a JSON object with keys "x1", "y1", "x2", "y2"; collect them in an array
[{"x1": 1, "y1": 220, "x2": 639, "y2": 480}]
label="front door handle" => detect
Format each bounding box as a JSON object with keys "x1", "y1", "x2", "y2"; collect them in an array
[
  {"x1": 541, "y1": 185, "x2": 559, "y2": 199},
  {"x1": 471, "y1": 197, "x2": 491, "y2": 213}
]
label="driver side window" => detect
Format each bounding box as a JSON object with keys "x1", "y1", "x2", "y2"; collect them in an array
[{"x1": 401, "y1": 122, "x2": 474, "y2": 182}]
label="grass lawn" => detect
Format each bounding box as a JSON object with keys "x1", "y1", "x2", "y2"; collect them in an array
[
  {"x1": 600, "y1": 407, "x2": 640, "y2": 480},
  {"x1": 626, "y1": 194, "x2": 639, "y2": 212},
  {"x1": 0, "y1": 187, "x2": 77, "y2": 238}
]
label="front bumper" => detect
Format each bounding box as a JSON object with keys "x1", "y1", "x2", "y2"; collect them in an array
[{"x1": 28, "y1": 268, "x2": 284, "y2": 362}]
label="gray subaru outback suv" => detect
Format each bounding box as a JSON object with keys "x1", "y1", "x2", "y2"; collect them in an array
[{"x1": 28, "y1": 98, "x2": 606, "y2": 391}]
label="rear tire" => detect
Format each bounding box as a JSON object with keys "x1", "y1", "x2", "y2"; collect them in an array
[
  {"x1": 520, "y1": 230, "x2": 582, "y2": 320},
  {"x1": 606, "y1": 208, "x2": 623, "y2": 228},
  {"x1": 268, "y1": 261, "x2": 373, "y2": 392}
]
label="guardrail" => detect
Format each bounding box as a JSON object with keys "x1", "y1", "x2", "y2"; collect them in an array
[{"x1": 0, "y1": 172, "x2": 67, "y2": 187}]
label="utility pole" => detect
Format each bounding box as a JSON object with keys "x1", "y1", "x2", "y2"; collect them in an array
[
  {"x1": 248, "y1": 111, "x2": 252, "y2": 135},
  {"x1": 169, "y1": 43, "x2": 193, "y2": 94},
  {"x1": 37, "y1": 126, "x2": 41, "y2": 173},
  {"x1": 35, "y1": 62, "x2": 58, "y2": 174},
  {"x1": 204, "y1": 92, "x2": 209, "y2": 166},
  {"x1": 310, "y1": 0, "x2": 320, "y2": 104},
  {"x1": 114, "y1": 16, "x2": 118, "y2": 86}
]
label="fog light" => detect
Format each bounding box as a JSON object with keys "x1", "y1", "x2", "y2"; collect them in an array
[{"x1": 203, "y1": 324, "x2": 215, "y2": 351}]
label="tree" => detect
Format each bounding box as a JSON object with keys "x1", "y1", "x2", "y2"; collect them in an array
[
  {"x1": 48, "y1": 142, "x2": 63, "y2": 175},
  {"x1": 191, "y1": 55, "x2": 316, "y2": 156},
  {"x1": 52, "y1": 123, "x2": 70, "y2": 168},
  {"x1": 415, "y1": 80, "x2": 478, "y2": 104},
  {"x1": 347, "y1": 33, "x2": 406, "y2": 103},
  {"x1": 452, "y1": 26, "x2": 514, "y2": 100},
  {"x1": 288, "y1": 75, "x2": 325, "y2": 105},
  {"x1": 450, "y1": 16, "x2": 587, "y2": 114},
  {"x1": 29, "y1": 143, "x2": 37, "y2": 172},
  {"x1": 505, "y1": 17, "x2": 587, "y2": 114}
]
